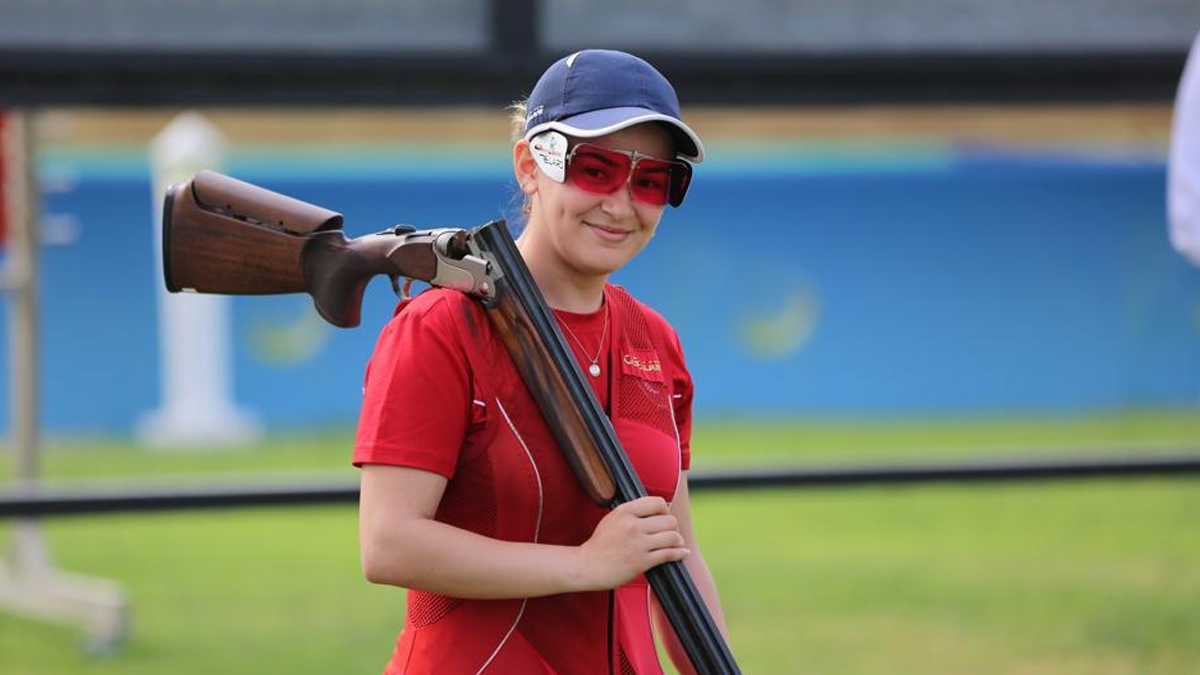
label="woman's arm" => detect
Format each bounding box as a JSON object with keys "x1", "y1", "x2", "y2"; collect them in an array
[
  {"x1": 359, "y1": 463, "x2": 689, "y2": 599},
  {"x1": 649, "y1": 473, "x2": 729, "y2": 675}
]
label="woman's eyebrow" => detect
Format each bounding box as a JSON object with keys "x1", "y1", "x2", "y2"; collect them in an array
[{"x1": 586, "y1": 150, "x2": 621, "y2": 167}]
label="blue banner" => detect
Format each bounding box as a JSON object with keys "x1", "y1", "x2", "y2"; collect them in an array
[{"x1": 1, "y1": 143, "x2": 1196, "y2": 435}]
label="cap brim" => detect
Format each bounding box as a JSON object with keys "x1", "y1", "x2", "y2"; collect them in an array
[{"x1": 526, "y1": 107, "x2": 705, "y2": 163}]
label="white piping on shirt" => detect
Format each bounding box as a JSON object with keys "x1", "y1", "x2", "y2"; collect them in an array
[
  {"x1": 667, "y1": 392, "x2": 684, "y2": 503},
  {"x1": 474, "y1": 598, "x2": 528, "y2": 675},
  {"x1": 473, "y1": 399, "x2": 487, "y2": 408},
  {"x1": 472, "y1": 397, "x2": 544, "y2": 675},
  {"x1": 645, "y1": 583, "x2": 661, "y2": 671}
]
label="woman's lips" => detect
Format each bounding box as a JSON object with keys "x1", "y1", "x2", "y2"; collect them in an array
[{"x1": 586, "y1": 222, "x2": 632, "y2": 242}]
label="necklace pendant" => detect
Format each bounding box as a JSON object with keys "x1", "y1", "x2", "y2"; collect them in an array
[{"x1": 588, "y1": 363, "x2": 601, "y2": 377}]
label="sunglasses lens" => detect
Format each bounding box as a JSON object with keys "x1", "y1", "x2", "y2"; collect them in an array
[
  {"x1": 564, "y1": 144, "x2": 692, "y2": 207},
  {"x1": 566, "y1": 147, "x2": 631, "y2": 195},
  {"x1": 630, "y1": 158, "x2": 692, "y2": 207},
  {"x1": 668, "y1": 162, "x2": 692, "y2": 207}
]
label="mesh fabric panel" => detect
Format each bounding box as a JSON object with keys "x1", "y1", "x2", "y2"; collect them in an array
[
  {"x1": 405, "y1": 441, "x2": 497, "y2": 628},
  {"x1": 620, "y1": 646, "x2": 639, "y2": 675},
  {"x1": 612, "y1": 292, "x2": 674, "y2": 433}
]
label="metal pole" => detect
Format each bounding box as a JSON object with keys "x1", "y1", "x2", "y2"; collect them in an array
[
  {"x1": 0, "y1": 109, "x2": 128, "y2": 654},
  {"x1": 9, "y1": 110, "x2": 39, "y2": 488},
  {"x1": 4, "y1": 110, "x2": 49, "y2": 572}
]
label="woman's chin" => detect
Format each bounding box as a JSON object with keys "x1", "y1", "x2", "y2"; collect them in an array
[{"x1": 571, "y1": 252, "x2": 630, "y2": 279}]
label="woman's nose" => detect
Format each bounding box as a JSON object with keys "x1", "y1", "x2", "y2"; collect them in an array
[{"x1": 600, "y1": 181, "x2": 637, "y2": 219}]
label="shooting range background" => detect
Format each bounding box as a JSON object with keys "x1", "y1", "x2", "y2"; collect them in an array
[
  {"x1": 3, "y1": 3, "x2": 1200, "y2": 673},
  {"x1": 0, "y1": 106, "x2": 1196, "y2": 436}
]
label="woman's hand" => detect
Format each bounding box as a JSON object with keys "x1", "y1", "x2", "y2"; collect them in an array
[{"x1": 576, "y1": 496, "x2": 690, "y2": 591}]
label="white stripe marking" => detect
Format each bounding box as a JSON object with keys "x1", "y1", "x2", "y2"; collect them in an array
[
  {"x1": 496, "y1": 398, "x2": 544, "y2": 540},
  {"x1": 473, "y1": 399, "x2": 487, "y2": 408},
  {"x1": 645, "y1": 584, "x2": 660, "y2": 663},
  {"x1": 472, "y1": 398, "x2": 544, "y2": 675},
  {"x1": 666, "y1": 391, "x2": 684, "y2": 502},
  {"x1": 473, "y1": 600, "x2": 528, "y2": 675},
  {"x1": 524, "y1": 114, "x2": 706, "y2": 162}
]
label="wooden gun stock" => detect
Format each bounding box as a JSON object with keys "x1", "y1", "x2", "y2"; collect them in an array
[
  {"x1": 485, "y1": 288, "x2": 619, "y2": 504},
  {"x1": 162, "y1": 170, "x2": 447, "y2": 327},
  {"x1": 163, "y1": 171, "x2": 315, "y2": 296}
]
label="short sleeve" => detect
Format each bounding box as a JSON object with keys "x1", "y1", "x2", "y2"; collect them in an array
[
  {"x1": 352, "y1": 292, "x2": 473, "y2": 479},
  {"x1": 664, "y1": 327, "x2": 694, "y2": 471}
]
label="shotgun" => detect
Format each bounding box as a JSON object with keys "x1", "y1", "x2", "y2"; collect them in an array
[{"x1": 162, "y1": 170, "x2": 741, "y2": 675}]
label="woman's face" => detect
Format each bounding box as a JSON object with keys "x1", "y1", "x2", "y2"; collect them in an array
[{"x1": 516, "y1": 123, "x2": 675, "y2": 280}]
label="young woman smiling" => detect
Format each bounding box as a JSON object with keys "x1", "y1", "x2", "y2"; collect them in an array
[{"x1": 354, "y1": 49, "x2": 728, "y2": 675}]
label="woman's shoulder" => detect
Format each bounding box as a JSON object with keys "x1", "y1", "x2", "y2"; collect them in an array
[
  {"x1": 391, "y1": 287, "x2": 482, "y2": 325},
  {"x1": 608, "y1": 284, "x2": 679, "y2": 335},
  {"x1": 377, "y1": 288, "x2": 487, "y2": 349},
  {"x1": 398, "y1": 286, "x2": 474, "y2": 314},
  {"x1": 607, "y1": 284, "x2": 685, "y2": 358}
]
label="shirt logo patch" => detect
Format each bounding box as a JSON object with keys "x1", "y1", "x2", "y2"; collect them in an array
[{"x1": 621, "y1": 351, "x2": 664, "y2": 382}]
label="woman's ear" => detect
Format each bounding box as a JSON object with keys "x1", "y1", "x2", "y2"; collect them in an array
[{"x1": 513, "y1": 139, "x2": 538, "y2": 196}]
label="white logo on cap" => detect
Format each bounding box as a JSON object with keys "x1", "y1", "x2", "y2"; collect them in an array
[
  {"x1": 566, "y1": 51, "x2": 581, "y2": 68},
  {"x1": 530, "y1": 131, "x2": 567, "y2": 183}
]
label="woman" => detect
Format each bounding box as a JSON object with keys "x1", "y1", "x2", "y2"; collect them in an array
[{"x1": 354, "y1": 49, "x2": 728, "y2": 675}]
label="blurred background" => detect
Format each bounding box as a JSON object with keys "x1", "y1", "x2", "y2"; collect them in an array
[{"x1": 1, "y1": 1, "x2": 1199, "y2": 674}]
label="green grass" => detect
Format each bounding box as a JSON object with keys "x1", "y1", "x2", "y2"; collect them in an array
[
  {"x1": 693, "y1": 482, "x2": 1200, "y2": 675},
  {"x1": 692, "y1": 408, "x2": 1200, "y2": 468},
  {"x1": 1, "y1": 410, "x2": 1198, "y2": 674}
]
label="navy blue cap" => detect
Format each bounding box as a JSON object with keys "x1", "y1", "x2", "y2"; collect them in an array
[{"x1": 524, "y1": 49, "x2": 704, "y2": 163}]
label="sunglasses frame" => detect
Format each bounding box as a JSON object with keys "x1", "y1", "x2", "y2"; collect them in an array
[{"x1": 529, "y1": 130, "x2": 692, "y2": 207}]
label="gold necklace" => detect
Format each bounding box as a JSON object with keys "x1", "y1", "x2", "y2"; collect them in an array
[{"x1": 557, "y1": 307, "x2": 609, "y2": 378}]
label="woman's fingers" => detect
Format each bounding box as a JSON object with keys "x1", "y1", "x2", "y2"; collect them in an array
[
  {"x1": 637, "y1": 514, "x2": 680, "y2": 535},
  {"x1": 620, "y1": 496, "x2": 671, "y2": 517},
  {"x1": 579, "y1": 495, "x2": 689, "y2": 590},
  {"x1": 648, "y1": 546, "x2": 690, "y2": 567},
  {"x1": 644, "y1": 529, "x2": 688, "y2": 552}
]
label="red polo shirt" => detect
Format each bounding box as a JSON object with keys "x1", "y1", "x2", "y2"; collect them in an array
[
  {"x1": 354, "y1": 286, "x2": 694, "y2": 675},
  {"x1": 354, "y1": 288, "x2": 692, "y2": 475}
]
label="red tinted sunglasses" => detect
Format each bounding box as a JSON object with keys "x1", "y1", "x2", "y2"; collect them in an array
[{"x1": 562, "y1": 143, "x2": 693, "y2": 208}]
